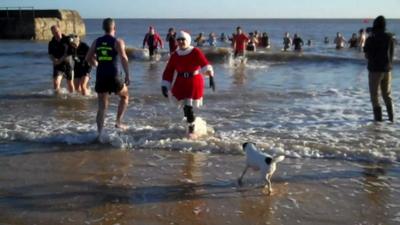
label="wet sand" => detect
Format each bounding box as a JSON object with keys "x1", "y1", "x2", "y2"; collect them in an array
[{"x1": 0, "y1": 145, "x2": 399, "y2": 225}]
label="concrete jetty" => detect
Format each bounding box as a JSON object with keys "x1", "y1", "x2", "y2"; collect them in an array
[{"x1": 0, "y1": 8, "x2": 85, "y2": 40}]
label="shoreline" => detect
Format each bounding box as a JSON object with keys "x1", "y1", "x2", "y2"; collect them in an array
[{"x1": 0, "y1": 145, "x2": 399, "y2": 225}]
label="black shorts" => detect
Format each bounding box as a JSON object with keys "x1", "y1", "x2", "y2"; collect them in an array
[
  {"x1": 95, "y1": 75, "x2": 124, "y2": 94},
  {"x1": 74, "y1": 65, "x2": 91, "y2": 79},
  {"x1": 53, "y1": 63, "x2": 73, "y2": 81}
]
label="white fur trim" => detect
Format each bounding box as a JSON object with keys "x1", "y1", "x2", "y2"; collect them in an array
[
  {"x1": 177, "y1": 31, "x2": 192, "y2": 45},
  {"x1": 183, "y1": 98, "x2": 203, "y2": 108},
  {"x1": 161, "y1": 80, "x2": 171, "y2": 89},
  {"x1": 201, "y1": 64, "x2": 214, "y2": 76},
  {"x1": 176, "y1": 46, "x2": 194, "y2": 56}
]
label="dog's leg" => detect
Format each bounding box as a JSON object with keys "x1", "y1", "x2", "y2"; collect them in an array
[
  {"x1": 238, "y1": 166, "x2": 249, "y2": 186},
  {"x1": 264, "y1": 174, "x2": 272, "y2": 194}
]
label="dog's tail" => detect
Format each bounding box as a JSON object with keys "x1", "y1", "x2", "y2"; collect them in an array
[{"x1": 272, "y1": 155, "x2": 285, "y2": 164}]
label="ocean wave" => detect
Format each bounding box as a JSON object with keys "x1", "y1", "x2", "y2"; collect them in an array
[
  {"x1": 0, "y1": 116, "x2": 399, "y2": 163},
  {"x1": 125, "y1": 46, "x2": 400, "y2": 64},
  {"x1": 1, "y1": 47, "x2": 398, "y2": 65}
]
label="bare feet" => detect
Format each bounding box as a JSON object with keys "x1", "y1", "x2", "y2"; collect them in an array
[{"x1": 115, "y1": 123, "x2": 128, "y2": 131}]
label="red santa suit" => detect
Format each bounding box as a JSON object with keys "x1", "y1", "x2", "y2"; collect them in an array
[{"x1": 162, "y1": 45, "x2": 213, "y2": 107}]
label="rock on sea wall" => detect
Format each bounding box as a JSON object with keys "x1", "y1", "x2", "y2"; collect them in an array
[{"x1": 0, "y1": 9, "x2": 85, "y2": 40}]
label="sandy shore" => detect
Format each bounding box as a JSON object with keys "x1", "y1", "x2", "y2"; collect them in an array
[{"x1": 0, "y1": 145, "x2": 399, "y2": 225}]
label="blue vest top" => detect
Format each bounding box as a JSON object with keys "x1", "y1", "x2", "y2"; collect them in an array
[{"x1": 95, "y1": 35, "x2": 118, "y2": 77}]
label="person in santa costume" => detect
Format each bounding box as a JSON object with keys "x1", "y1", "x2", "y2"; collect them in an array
[{"x1": 161, "y1": 30, "x2": 215, "y2": 136}]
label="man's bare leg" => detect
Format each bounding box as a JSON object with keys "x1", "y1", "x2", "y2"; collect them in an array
[
  {"x1": 74, "y1": 78, "x2": 81, "y2": 94},
  {"x1": 67, "y1": 79, "x2": 75, "y2": 93},
  {"x1": 97, "y1": 93, "x2": 109, "y2": 138},
  {"x1": 81, "y1": 76, "x2": 90, "y2": 96},
  {"x1": 116, "y1": 85, "x2": 129, "y2": 130},
  {"x1": 53, "y1": 75, "x2": 62, "y2": 94}
]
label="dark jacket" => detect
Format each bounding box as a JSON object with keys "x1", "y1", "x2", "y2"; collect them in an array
[{"x1": 364, "y1": 31, "x2": 395, "y2": 72}]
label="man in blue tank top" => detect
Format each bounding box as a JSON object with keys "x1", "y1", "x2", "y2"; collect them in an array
[{"x1": 86, "y1": 18, "x2": 131, "y2": 138}]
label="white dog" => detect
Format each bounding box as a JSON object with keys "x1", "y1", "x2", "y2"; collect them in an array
[{"x1": 238, "y1": 142, "x2": 285, "y2": 193}]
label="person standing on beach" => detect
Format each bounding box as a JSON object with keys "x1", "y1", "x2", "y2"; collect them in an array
[
  {"x1": 166, "y1": 27, "x2": 178, "y2": 54},
  {"x1": 69, "y1": 34, "x2": 91, "y2": 96},
  {"x1": 85, "y1": 18, "x2": 130, "y2": 137},
  {"x1": 161, "y1": 31, "x2": 215, "y2": 138},
  {"x1": 233, "y1": 26, "x2": 249, "y2": 58},
  {"x1": 364, "y1": 15, "x2": 396, "y2": 122},
  {"x1": 48, "y1": 25, "x2": 75, "y2": 94},
  {"x1": 143, "y1": 26, "x2": 163, "y2": 60}
]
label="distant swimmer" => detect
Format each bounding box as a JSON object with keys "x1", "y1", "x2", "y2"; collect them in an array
[
  {"x1": 324, "y1": 36, "x2": 329, "y2": 44},
  {"x1": 208, "y1": 32, "x2": 217, "y2": 47},
  {"x1": 348, "y1": 33, "x2": 358, "y2": 48},
  {"x1": 334, "y1": 32, "x2": 346, "y2": 49},
  {"x1": 358, "y1": 28, "x2": 366, "y2": 50},
  {"x1": 143, "y1": 26, "x2": 163, "y2": 60},
  {"x1": 233, "y1": 26, "x2": 249, "y2": 58},
  {"x1": 246, "y1": 32, "x2": 258, "y2": 52},
  {"x1": 194, "y1": 32, "x2": 206, "y2": 47},
  {"x1": 219, "y1": 32, "x2": 228, "y2": 43},
  {"x1": 48, "y1": 25, "x2": 75, "y2": 94},
  {"x1": 161, "y1": 31, "x2": 215, "y2": 138},
  {"x1": 86, "y1": 18, "x2": 131, "y2": 138},
  {"x1": 282, "y1": 32, "x2": 292, "y2": 51},
  {"x1": 364, "y1": 15, "x2": 396, "y2": 122},
  {"x1": 69, "y1": 34, "x2": 91, "y2": 95},
  {"x1": 166, "y1": 27, "x2": 178, "y2": 54},
  {"x1": 292, "y1": 33, "x2": 304, "y2": 51},
  {"x1": 260, "y1": 32, "x2": 271, "y2": 49}
]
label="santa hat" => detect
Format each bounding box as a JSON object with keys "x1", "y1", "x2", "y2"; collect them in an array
[{"x1": 176, "y1": 30, "x2": 192, "y2": 45}]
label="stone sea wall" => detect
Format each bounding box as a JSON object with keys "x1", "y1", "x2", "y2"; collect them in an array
[{"x1": 0, "y1": 9, "x2": 85, "y2": 40}]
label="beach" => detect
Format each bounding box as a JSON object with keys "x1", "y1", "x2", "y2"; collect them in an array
[
  {"x1": 1, "y1": 18, "x2": 400, "y2": 224},
  {"x1": 0, "y1": 145, "x2": 399, "y2": 225}
]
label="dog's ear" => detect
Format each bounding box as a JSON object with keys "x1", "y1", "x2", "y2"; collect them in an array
[
  {"x1": 265, "y1": 157, "x2": 272, "y2": 165},
  {"x1": 242, "y1": 142, "x2": 248, "y2": 149}
]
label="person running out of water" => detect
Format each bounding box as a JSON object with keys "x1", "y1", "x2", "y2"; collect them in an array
[
  {"x1": 292, "y1": 33, "x2": 304, "y2": 51},
  {"x1": 86, "y1": 18, "x2": 130, "y2": 138},
  {"x1": 69, "y1": 34, "x2": 91, "y2": 95},
  {"x1": 166, "y1": 27, "x2": 178, "y2": 54},
  {"x1": 143, "y1": 26, "x2": 163, "y2": 59},
  {"x1": 260, "y1": 32, "x2": 271, "y2": 49},
  {"x1": 348, "y1": 33, "x2": 359, "y2": 48},
  {"x1": 233, "y1": 26, "x2": 249, "y2": 57},
  {"x1": 48, "y1": 25, "x2": 75, "y2": 94},
  {"x1": 364, "y1": 15, "x2": 396, "y2": 122},
  {"x1": 358, "y1": 28, "x2": 367, "y2": 50},
  {"x1": 246, "y1": 32, "x2": 258, "y2": 52},
  {"x1": 334, "y1": 32, "x2": 346, "y2": 49},
  {"x1": 283, "y1": 32, "x2": 292, "y2": 51},
  {"x1": 194, "y1": 32, "x2": 206, "y2": 47},
  {"x1": 161, "y1": 31, "x2": 215, "y2": 138}
]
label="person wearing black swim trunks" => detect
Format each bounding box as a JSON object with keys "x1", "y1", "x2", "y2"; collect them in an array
[
  {"x1": 69, "y1": 34, "x2": 91, "y2": 95},
  {"x1": 48, "y1": 25, "x2": 74, "y2": 94},
  {"x1": 86, "y1": 18, "x2": 131, "y2": 138}
]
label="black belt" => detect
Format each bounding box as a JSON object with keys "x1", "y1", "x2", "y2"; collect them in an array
[{"x1": 177, "y1": 72, "x2": 196, "y2": 78}]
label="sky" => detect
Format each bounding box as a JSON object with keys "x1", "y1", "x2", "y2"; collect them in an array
[{"x1": 1, "y1": 0, "x2": 399, "y2": 19}]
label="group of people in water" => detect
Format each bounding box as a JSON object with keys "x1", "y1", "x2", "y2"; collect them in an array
[
  {"x1": 48, "y1": 15, "x2": 396, "y2": 140},
  {"x1": 141, "y1": 24, "x2": 389, "y2": 60}
]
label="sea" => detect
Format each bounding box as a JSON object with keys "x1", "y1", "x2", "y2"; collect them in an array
[{"x1": 1, "y1": 19, "x2": 400, "y2": 163}]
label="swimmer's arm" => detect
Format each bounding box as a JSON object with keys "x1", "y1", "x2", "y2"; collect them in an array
[
  {"x1": 85, "y1": 40, "x2": 98, "y2": 67},
  {"x1": 116, "y1": 39, "x2": 130, "y2": 84}
]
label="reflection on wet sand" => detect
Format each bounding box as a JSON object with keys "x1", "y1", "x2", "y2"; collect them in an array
[{"x1": 0, "y1": 147, "x2": 399, "y2": 225}]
